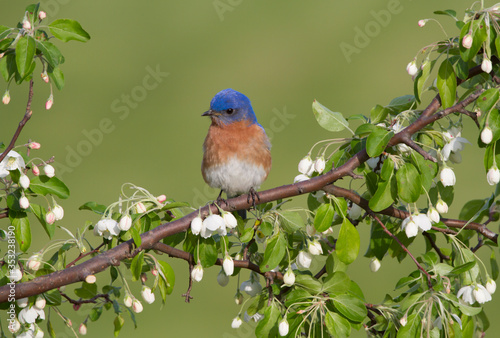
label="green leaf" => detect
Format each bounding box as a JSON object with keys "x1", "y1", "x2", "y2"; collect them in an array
[
  {"x1": 369, "y1": 162, "x2": 396, "y2": 212},
  {"x1": 370, "y1": 105, "x2": 390, "y2": 124},
  {"x1": 411, "y1": 152, "x2": 438, "y2": 192},
  {"x1": 295, "y1": 274, "x2": 323, "y2": 294},
  {"x1": 459, "y1": 19, "x2": 487, "y2": 62},
  {"x1": 157, "y1": 260, "x2": 175, "y2": 295},
  {"x1": 414, "y1": 59, "x2": 432, "y2": 103},
  {"x1": 491, "y1": 251, "x2": 499, "y2": 280},
  {"x1": 354, "y1": 123, "x2": 376, "y2": 137},
  {"x1": 74, "y1": 282, "x2": 97, "y2": 299},
  {"x1": 36, "y1": 40, "x2": 64, "y2": 67},
  {"x1": 114, "y1": 315, "x2": 125, "y2": 337},
  {"x1": 30, "y1": 203, "x2": 55, "y2": 239},
  {"x1": 336, "y1": 218, "x2": 360, "y2": 265},
  {"x1": 260, "y1": 233, "x2": 286, "y2": 272},
  {"x1": 9, "y1": 210, "x2": 31, "y2": 252},
  {"x1": 322, "y1": 271, "x2": 350, "y2": 295},
  {"x1": 0, "y1": 25, "x2": 12, "y2": 40},
  {"x1": 459, "y1": 199, "x2": 488, "y2": 223},
  {"x1": 15, "y1": 36, "x2": 36, "y2": 78},
  {"x1": 397, "y1": 313, "x2": 420, "y2": 337},
  {"x1": 314, "y1": 203, "x2": 334, "y2": 232},
  {"x1": 325, "y1": 311, "x2": 351, "y2": 337},
  {"x1": 30, "y1": 176, "x2": 70, "y2": 199},
  {"x1": 437, "y1": 59, "x2": 456, "y2": 109},
  {"x1": 255, "y1": 303, "x2": 280, "y2": 337},
  {"x1": 385, "y1": 95, "x2": 415, "y2": 114},
  {"x1": 196, "y1": 237, "x2": 217, "y2": 268},
  {"x1": 49, "y1": 19, "x2": 91, "y2": 42},
  {"x1": 449, "y1": 261, "x2": 476, "y2": 275},
  {"x1": 477, "y1": 88, "x2": 500, "y2": 114},
  {"x1": 312, "y1": 100, "x2": 349, "y2": 132},
  {"x1": 433, "y1": 9, "x2": 457, "y2": 20},
  {"x1": 279, "y1": 211, "x2": 304, "y2": 233},
  {"x1": 47, "y1": 320, "x2": 56, "y2": 338},
  {"x1": 48, "y1": 65, "x2": 65, "y2": 90},
  {"x1": 0, "y1": 54, "x2": 17, "y2": 82},
  {"x1": 332, "y1": 294, "x2": 367, "y2": 323},
  {"x1": 130, "y1": 226, "x2": 141, "y2": 247},
  {"x1": 89, "y1": 306, "x2": 103, "y2": 321},
  {"x1": 130, "y1": 251, "x2": 145, "y2": 281},
  {"x1": 366, "y1": 127, "x2": 394, "y2": 157},
  {"x1": 79, "y1": 201, "x2": 107, "y2": 215},
  {"x1": 396, "y1": 163, "x2": 422, "y2": 203}
]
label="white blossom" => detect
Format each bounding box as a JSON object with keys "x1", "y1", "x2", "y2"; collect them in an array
[
  {"x1": 231, "y1": 317, "x2": 243, "y2": 329},
  {"x1": 123, "y1": 294, "x2": 133, "y2": 307},
  {"x1": 440, "y1": 167, "x2": 456, "y2": 187},
  {"x1": 0, "y1": 150, "x2": 26, "y2": 178},
  {"x1": 486, "y1": 278, "x2": 496, "y2": 294},
  {"x1": 283, "y1": 269, "x2": 295, "y2": 286},
  {"x1": 487, "y1": 166, "x2": 500, "y2": 185},
  {"x1": 298, "y1": 155, "x2": 313, "y2": 174},
  {"x1": 370, "y1": 258, "x2": 381, "y2": 272},
  {"x1": 462, "y1": 34, "x2": 473, "y2": 49},
  {"x1": 308, "y1": 240, "x2": 323, "y2": 256},
  {"x1": 79, "y1": 323, "x2": 87, "y2": 335},
  {"x1": 481, "y1": 126, "x2": 493, "y2": 144},
  {"x1": 427, "y1": 206, "x2": 440, "y2": 223},
  {"x1": 473, "y1": 284, "x2": 492, "y2": 304},
  {"x1": 53, "y1": 204, "x2": 64, "y2": 221},
  {"x1": 141, "y1": 286, "x2": 155, "y2": 304},
  {"x1": 203, "y1": 214, "x2": 225, "y2": 231},
  {"x1": 401, "y1": 216, "x2": 418, "y2": 238},
  {"x1": 223, "y1": 254, "x2": 234, "y2": 276},
  {"x1": 191, "y1": 216, "x2": 203, "y2": 235},
  {"x1": 18, "y1": 306, "x2": 45, "y2": 324},
  {"x1": 279, "y1": 318, "x2": 289, "y2": 336},
  {"x1": 406, "y1": 60, "x2": 418, "y2": 76},
  {"x1": 17, "y1": 297, "x2": 29, "y2": 308},
  {"x1": 294, "y1": 174, "x2": 310, "y2": 183},
  {"x1": 118, "y1": 215, "x2": 132, "y2": 231},
  {"x1": 442, "y1": 127, "x2": 470, "y2": 162},
  {"x1": 296, "y1": 251, "x2": 313, "y2": 269},
  {"x1": 19, "y1": 196, "x2": 30, "y2": 209},
  {"x1": 94, "y1": 219, "x2": 120, "y2": 239},
  {"x1": 223, "y1": 212, "x2": 238, "y2": 229},
  {"x1": 482, "y1": 56, "x2": 493, "y2": 73},
  {"x1": 191, "y1": 263, "x2": 204, "y2": 282},
  {"x1": 132, "y1": 299, "x2": 143, "y2": 313},
  {"x1": 436, "y1": 199, "x2": 449, "y2": 214},
  {"x1": 34, "y1": 296, "x2": 46, "y2": 310},
  {"x1": 458, "y1": 285, "x2": 475, "y2": 305},
  {"x1": 314, "y1": 156, "x2": 326, "y2": 173},
  {"x1": 8, "y1": 318, "x2": 20, "y2": 333},
  {"x1": 43, "y1": 164, "x2": 55, "y2": 178},
  {"x1": 19, "y1": 174, "x2": 30, "y2": 189},
  {"x1": 9, "y1": 268, "x2": 22, "y2": 282}
]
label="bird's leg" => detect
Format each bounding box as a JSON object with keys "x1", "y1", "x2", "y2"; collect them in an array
[
  {"x1": 216, "y1": 189, "x2": 228, "y2": 206},
  {"x1": 247, "y1": 188, "x2": 261, "y2": 209}
]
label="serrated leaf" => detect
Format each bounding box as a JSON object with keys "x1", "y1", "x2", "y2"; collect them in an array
[
  {"x1": 314, "y1": 203, "x2": 334, "y2": 232},
  {"x1": 36, "y1": 40, "x2": 64, "y2": 67},
  {"x1": 437, "y1": 59, "x2": 456, "y2": 109},
  {"x1": 0, "y1": 54, "x2": 17, "y2": 82},
  {"x1": 385, "y1": 95, "x2": 415, "y2": 114},
  {"x1": 332, "y1": 294, "x2": 367, "y2": 323},
  {"x1": 260, "y1": 233, "x2": 286, "y2": 272},
  {"x1": 295, "y1": 274, "x2": 323, "y2": 293},
  {"x1": 325, "y1": 310, "x2": 351, "y2": 337},
  {"x1": 279, "y1": 211, "x2": 304, "y2": 233},
  {"x1": 396, "y1": 163, "x2": 422, "y2": 203},
  {"x1": 49, "y1": 19, "x2": 91, "y2": 42},
  {"x1": 30, "y1": 175, "x2": 70, "y2": 199},
  {"x1": 336, "y1": 218, "x2": 360, "y2": 265},
  {"x1": 322, "y1": 271, "x2": 350, "y2": 295},
  {"x1": 255, "y1": 303, "x2": 280, "y2": 337},
  {"x1": 312, "y1": 100, "x2": 349, "y2": 132},
  {"x1": 370, "y1": 104, "x2": 390, "y2": 124},
  {"x1": 15, "y1": 36, "x2": 35, "y2": 78}
]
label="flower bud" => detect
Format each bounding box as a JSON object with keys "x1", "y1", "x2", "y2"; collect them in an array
[
  {"x1": 223, "y1": 254, "x2": 234, "y2": 276},
  {"x1": 191, "y1": 263, "x2": 204, "y2": 282},
  {"x1": 283, "y1": 269, "x2": 295, "y2": 286},
  {"x1": 279, "y1": 318, "x2": 289, "y2": 336},
  {"x1": 53, "y1": 204, "x2": 64, "y2": 221},
  {"x1": 2, "y1": 90, "x2": 10, "y2": 105},
  {"x1": 223, "y1": 212, "x2": 238, "y2": 229},
  {"x1": 8, "y1": 318, "x2": 21, "y2": 333},
  {"x1": 314, "y1": 156, "x2": 326, "y2": 173},
  {"x1": 17, "y1": 297, "x2": 29, "y2": 308},
  {"x1": 231, "y1": 316, "x2": 243, "y2": 329},
  {"x1": 234, "y1": 291, "x2": 244, "y2": 304},
  {"x1": 135, "y1": 202, "x2": 147, "y2": 213},
  {"x1": 19, "y1": 174, "x2": 30, "y2": 189},
  {"x1": 85, "y1": 275, "x2": 96, "y2": 284},
  {"x1": 32, "y1": 165, "x2": 40, "y2": 176},
  {"x1": 38, "y1": 11, "x2": 47, "y2": 20},
  {"x1": 400, "y1": 314, "x2": 408, "y2": 326},
  {"x1": 418, "y1": 19, "x2": 427, "y2": 27},
  {"x1": 190, "y1": 216, "x2": 203, "y2": 235},
  {"x1": 427, "y1": 206, "x2": 440, "y2": 223},
  {"x1": 44, "y1": 164, "x2": 55, "y2": 177},
  {"x1": 151, "y1": 268, "x2": 158, "y2": 276},
  {"x1": 156, "y1": 194, "x2": 167, "y2": 203},
  {"x1": 22, "y1": 18, "x2": 31, "y2": 30},
  {"x1": 462, "y1": 33, "x2": 473, "y2": 49},
  {"x1": 486, "y1": 278, "x2": 496, "y2": 294},
  {"x1": 436, "y1": 199, "x2": 448, "y2": 214},
  {"x1": 28, "y1": 142, "x2": 41, "y2": 149},
  {"x1": 27, "y1": 254, "x2": 42, "y2": 271},
  {"x1": 440, "y1": 167, "x2": 456, "y2": 187},
  {"x1": 10, "y1": 267, "x2": 22, "y2": 282},
  {"x1": 123, "y1": 294, "x2": 133, "y2": 307},
  {"x1": 487, "y1": 166, "x2": 500, "y2": 185},
  {"x1": 406, "y1": 60, "x2": 418, "y2": 76},
  {"x1": 140, "y1": 273, "x2": 147, "y2": 283},
  {"x1": 45, "y1": 94, "x2": 53, "y2": 110},
  {"x1": 141, "y1": 286, "x2": 155, "y2": 304},
  {"x1": 298, "y1": 155, "x2": 313, "y2": 174},
  {"x1": 217, "y1": 269, "x2": 230, "y2": 287},
  {"x1": 41, "y1": 71, "x2": 49, "y2": 83},
  {"x1": 118, "y1": 214, "x2": 132, "y2": 231},
  {"x1": 132, "y1": 299, "x2": 143, "y2": 313},
  {"x1": 79, "y1": 323, "x2": 87, "y2": 335},
  {"x1": 308, "y1": 240, "x2": 323, "y2": 256},
  {"x1": 19, "y1": 196, "x2": 30, "y2": 209},
  {"x1": 296, "y1": 251, "x2": 312, "y2": 269},
  {"x1": 481, "y1": 126, "x2": 493, "y2": 144},
  {"x1": 481, "y1": 56, "x2": 493, "y2": 74},
  {"x1": 35, "y1": 295, "x2": 46, "y2": 310},
  {"x1": 370, "y1": 257, "x2": 381, "y2": 272}
]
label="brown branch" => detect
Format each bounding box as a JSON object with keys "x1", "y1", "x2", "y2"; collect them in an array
[
  {"x1": 0, "y1": 79, "x2": 34, "y2": 163},
  {"x1": 59, "y1": 290, "x2": 112, "y2": 307},
  {"x1": 66, "y1": 243, "x2": 106, "y2": 268},
  {"x1": 422, "y1": 232, "x2": 450, "y2": 262}
]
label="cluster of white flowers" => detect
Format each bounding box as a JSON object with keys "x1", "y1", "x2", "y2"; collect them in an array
[
  {"x1": 93, "y1": 219, "x2": 120, "y2": 240},
  {"x1": 401, "y1": 213, "x2": 432, "y2": 238},
  {"x1": 190, "y1": 211, "x2": 237, "y2": 239},
  {"x1": 294, "y1": 155, "x2": 326, "y2": 183},
  {"x1": 9, "y1": 296, "x2": 46, "y2": 335},
  {"x1": 457, "y1": 279, "x2": 496, "y2": 305}
]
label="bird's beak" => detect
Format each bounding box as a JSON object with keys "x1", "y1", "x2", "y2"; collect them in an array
[{"x1": 202, "y1": 109, "x2": 214, "y2": 117}]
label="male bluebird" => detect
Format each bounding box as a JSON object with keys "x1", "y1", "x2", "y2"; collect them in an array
[{"x1": 202, "y1": 89, "x2": 271, "y2": 217}]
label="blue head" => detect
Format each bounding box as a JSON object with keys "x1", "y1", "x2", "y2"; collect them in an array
[{"x1": 202, "y1": 88, "x2": 258, "y2": 126}]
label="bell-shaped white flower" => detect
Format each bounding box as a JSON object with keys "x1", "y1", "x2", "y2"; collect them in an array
[
  {"x1": 43, "y1": 164, "x2": 55, "y2": 178},
  {"x1": 231, "y1": 316, "x2": 243, "y2": 329},
  {"x1": 191, "y1": 216, "x2": 203, "y2": 235},
  {"x1": 481, "y1": 126, "x2": 493, "y2": 144},
  {"x1": 19, "y1": 196, "x2": 30, "y2": 209},
  {"x1": 487, "y1": 166, "x2": 500, "y2": 185},
  {"x1": 0, "y1": 150, "x2": 26, "y2": 178},
  {"x1": 486, "y1": 278, "x2": 496, "y2": 295},
  {"x1": 427, "y1": 206, "x2": 440, "y2": 223},
  {"x1": 191, "y1": 263, "x2": 204, "y2": 282},
  {"x1": 283, "y1": 269, "x2": 295, "y2": 286},
  {"x1": 9, "y1": 268, "x2": 22, "y2": 282},
  {"x1": 53, "y1": 204, "x2": 64, "y2": 221},
  {"x1": 217, "y1": 269, "x2": 229, "y2": 287},
  {"x1": 94, "y1": 219, "x2": 120, "y2": 240},
  {"x1": 8, "y1": 318, "x2": 20, "y2": 333},
  {"x1": 473, "y1": 284, "x2": 492, "y2": 304},
  {"x1": 223, "y1": 212, "x2": 238, "y2": 229},
  {"x1": 414, "y1": 213, "x2": 432, "y2": 231},
  {"x1": 19, "y1": 174, "x2": 30, "y2": 189},
  {"x1": 481, "y1": 56, "x2": 493, "y2": 73},
  {"x1": 308, "y1": 240, "x2": 323, "y2": 256},
  {"x1": 440, "y1": 167, "x2": 456, "y2": 187},
  {"x1": 141, "y1": 286, "x2": 155, "y2": 304},
  {"x1": 203, "y1": 214, "x2": 225, "y2": 231},
  {"x1": 294, "y1": 174, "x2": 310, "y2": 183},
  {"x1": 370, "y1": 258, "x2": 381, "y2": 272},
  {"x1": 298, "y1": 155, "x2": 313, "y2": 174},
  {"x1": 401, "y1": 216, "x2": 418, "y2": 238},
  {"x1": 296, "y1": 250, "x2": 312, "y2": 269},
  {"x1": 118, "y1": 214, "x2": 132, "y2": 231},
  {"x1": 314, "y1": 156, "x2": 326, "y2": 173},
  {"x1": 18, "y1": 305, "x2": 45, "y2": 324},
  {"x1": 132, "y1": 299, "x2": 143, "y2": 313},
  {"x1": 279, "y1": 318, "x2": 289, "y2": 336},
  {"x1": 34, "y1": 296, "x2": 46, "y2": 310},
  {"x1": 442, "y1": 127, "x2": 470, "y2": 162},
  {"x1": 123, "y1": 294, "x2": 133, "y2": 307},
  {"x1": 223, "y1": 254, "x2": 234, "y2": 276},
  {"x1": 457, "y1": 285, "x2": 475, "y2": 305},
  {"x1": 436, "y1": 199, "x2": 448, "y2": 214},
  {"x1": 406, "y1": 60, "x2": 418, "y2": 76},
  {"x1": 17, "y1": 297, "x2": 29, "y2": 308}
]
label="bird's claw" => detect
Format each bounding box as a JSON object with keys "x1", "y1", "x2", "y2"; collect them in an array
[{"x1": 247, "y1": 188, "x2": 260, "y2": 208}]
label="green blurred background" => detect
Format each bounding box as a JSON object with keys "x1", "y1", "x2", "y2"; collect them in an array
[{"x1": 1, "y1": 0, "x2": 499, "y2": 336}]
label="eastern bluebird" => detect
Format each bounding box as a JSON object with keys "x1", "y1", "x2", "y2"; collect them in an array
[{"x1": 202, "y1": 89, "x2": 272, "y2": 217}]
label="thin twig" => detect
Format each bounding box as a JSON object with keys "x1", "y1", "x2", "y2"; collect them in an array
[
  {"x1": 66, "y1": 243, "x2": 106, "y2": 268},
  {"x1": 422, "y1": 232, "x2": 450, "y2": 262}
]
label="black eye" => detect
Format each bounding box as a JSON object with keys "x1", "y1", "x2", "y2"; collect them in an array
[{"x1": 226, "y1": 108, "x2": 234, "y2": 114}]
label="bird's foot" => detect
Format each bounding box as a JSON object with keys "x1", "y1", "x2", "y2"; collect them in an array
[
  {"x1": 215, "y1": 190, "x2": 228, "y2": 207},
  {"x1": 247, "y1": 188, "x2": 261, "y2": 209}
]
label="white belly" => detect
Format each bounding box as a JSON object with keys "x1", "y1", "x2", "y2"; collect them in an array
[{"x1": 204, "y1": 156, "x2": 267, "y2": 197}]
